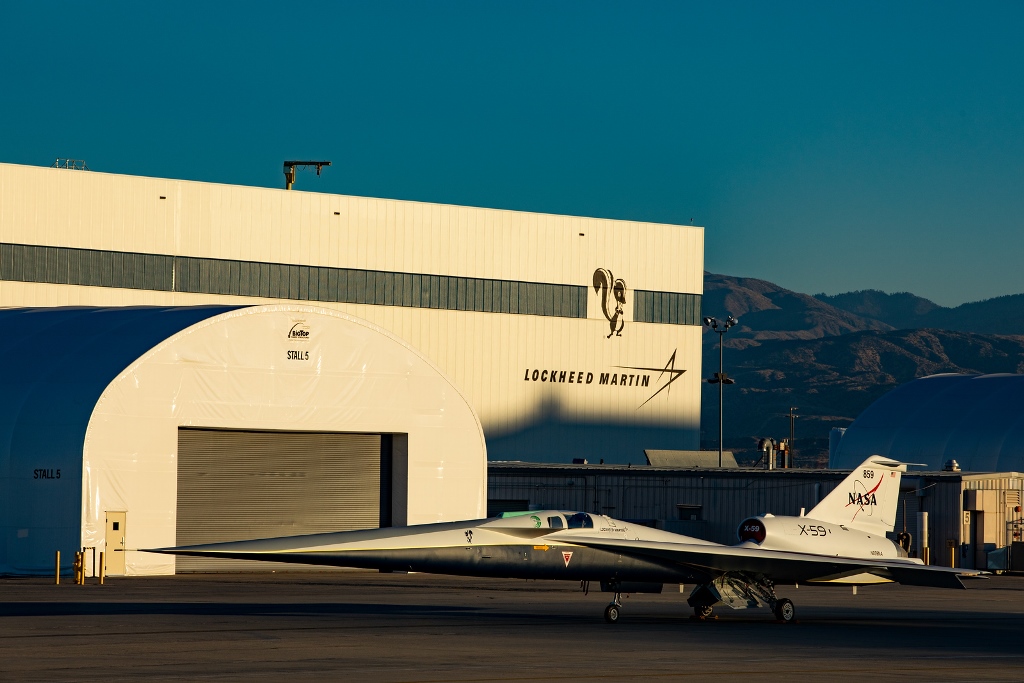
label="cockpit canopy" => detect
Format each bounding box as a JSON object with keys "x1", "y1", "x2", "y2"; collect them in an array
[
  {"x1": 491, "y1": 510, "x2": 596, "y2": 530},
  {"x1": 565, "y1": 512, "x2": 594, "y2": 529}
]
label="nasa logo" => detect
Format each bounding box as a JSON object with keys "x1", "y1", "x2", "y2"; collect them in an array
[
  {"x1": 845, "y1": 475, "x2": 885, "y2": 520},
  {"x1": 848, "y1": 492, "x2": 878, "y2": 506}
]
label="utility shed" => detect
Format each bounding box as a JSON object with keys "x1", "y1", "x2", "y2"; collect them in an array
[
  {"x1": 0, "y1": 305, "x2": 486, "y2": 576},
  {"x1": 487, "y1": 464, "x2": 1024, "y2": 570},
  {"x1": 644, "y1": 450, "x2": 737, "y2": 468}
]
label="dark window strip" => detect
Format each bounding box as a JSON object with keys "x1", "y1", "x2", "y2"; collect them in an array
[
  {"x1": 633, "y1": 290, "x2": 703, "y2": 326},
  {"x1": 1, "y1": 242, "x2": 587, "y2": 319},
  {"x1": 0, "y1": 242, "x2": 176, "y2": 292},
  {"x1": 2, "y1": 242, "x2": 697, "y2": 324}
]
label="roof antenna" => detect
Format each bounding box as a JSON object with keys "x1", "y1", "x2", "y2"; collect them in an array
[
  {"x1": 283, "y1": 160, "x2": 331, "y2": 190},
  {"x1": 52, "y1": 158, "x2": 89, "y2": 170}
]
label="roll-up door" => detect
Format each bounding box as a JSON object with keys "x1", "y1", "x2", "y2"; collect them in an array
[{"x1": 176, "y1": 427, "x2": 382, "y2": 572}]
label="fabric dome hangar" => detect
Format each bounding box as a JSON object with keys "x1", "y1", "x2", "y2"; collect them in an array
[
  {"x1": 0, "y1": 305, "x2": 486, "y2": 576},
  {"x1": 831, "y1": 373, "x2": 1024, "y2": 472}
]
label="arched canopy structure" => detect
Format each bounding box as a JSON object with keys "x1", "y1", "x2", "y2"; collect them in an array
[
  {"x1": 831, "y1": 374, "x2": 1024, "y2": 472},
  {"x1": 0, "y1": 305, "x2": 485, "y2": 575}
]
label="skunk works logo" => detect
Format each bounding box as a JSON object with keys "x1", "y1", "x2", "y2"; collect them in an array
[{"x1": 593, "y1": 268, "x2": 626, "y2": 339}]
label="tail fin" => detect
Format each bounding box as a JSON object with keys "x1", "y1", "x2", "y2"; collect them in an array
[{"x1": 807, "y1": 456, "x2": 906, "y2": 535}]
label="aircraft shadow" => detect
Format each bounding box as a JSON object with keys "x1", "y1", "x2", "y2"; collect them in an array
[{"x1": 0, "y1": 601, "x2": 480, "y2": 618}]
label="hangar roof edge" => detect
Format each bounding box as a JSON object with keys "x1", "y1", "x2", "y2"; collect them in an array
[{"x1": 0, "y1": 161, "x2": 702, "y2": 231}]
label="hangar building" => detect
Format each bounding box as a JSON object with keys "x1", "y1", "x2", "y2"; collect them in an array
[
  {"x1": 0, "y1": 161, "x2": 703, "y2": 576},
  {"x1": 0, "y1": 162, "x2": 704, "y2": 466},
  {"x1": 0, "y1": 305, "x2": 485, "y2": 576}
]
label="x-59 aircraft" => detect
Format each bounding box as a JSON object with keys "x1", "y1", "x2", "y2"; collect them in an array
[{"x1": 149, "y1": 457, "x2": 981, "y2": 623}]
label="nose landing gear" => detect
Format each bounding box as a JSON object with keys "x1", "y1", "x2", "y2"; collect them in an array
[{"x1": 604, "y1": 592, "x2": 622, "y2": 623}]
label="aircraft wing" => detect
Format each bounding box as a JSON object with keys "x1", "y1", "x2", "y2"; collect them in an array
[{"x1": 555, "y1": 535, "x2": 980, "y2": 589}]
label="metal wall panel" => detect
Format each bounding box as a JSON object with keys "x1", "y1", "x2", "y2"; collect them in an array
[
  {"x1": 176, "y1": 428, "x2": 382, "y2": 572},
  {"x1": 0, "y1": 162, "x2": 703, "y2": 294}
]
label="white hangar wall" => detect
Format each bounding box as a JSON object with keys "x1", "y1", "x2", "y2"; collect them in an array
[{"x1": 0, "y1": 162, "x2": 705, "y2": 464}]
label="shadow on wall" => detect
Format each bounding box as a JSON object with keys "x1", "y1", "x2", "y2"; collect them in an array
[{"x1": 484, "y1": 396, "x2": 698, "y2": 465}]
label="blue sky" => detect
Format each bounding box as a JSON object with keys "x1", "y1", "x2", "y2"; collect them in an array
[{"x1": 2, "y1": 2, "x2": 1022, "y2": 306}]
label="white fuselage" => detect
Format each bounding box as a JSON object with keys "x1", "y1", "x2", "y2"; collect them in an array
[{"x1": 735, "y1": 514, "x2": 914, "y2": 584}]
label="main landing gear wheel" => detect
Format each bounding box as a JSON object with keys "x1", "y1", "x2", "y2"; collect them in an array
[
  {"x1": 773, "y1": 598, "x2": 795, "y2": 623},
  {"x1": 694, "y1": 605, "x2": 715, "y2": 619},
  {"x1": 604, "y1": 604, "x2": 620, "y2": 623}
]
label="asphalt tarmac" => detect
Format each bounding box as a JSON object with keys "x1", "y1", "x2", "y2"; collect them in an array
[{"x1": 2, "y1": 572, "x2": 1023, "y2": 682}]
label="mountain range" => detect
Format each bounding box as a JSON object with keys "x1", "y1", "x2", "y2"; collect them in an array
[
  {"x1": 700, "y1": 273, "x2": 1024, "y2": 466},
  {"x1": 815, "y1": 289, "x2": 1024, "y2": 335}
]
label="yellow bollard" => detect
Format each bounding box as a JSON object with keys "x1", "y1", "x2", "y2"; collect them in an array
[
  {"x1": 99, "y1": 552, "x2": 105, "y2": 585},
  {"x1": 55, "y1": 550, "x2": 60, "y2": 585}
]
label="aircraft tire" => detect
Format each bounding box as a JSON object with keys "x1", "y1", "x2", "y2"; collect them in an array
[
  {"x1": 604, "y1": 604, "x2": 620, "y2": 624},
  {"x1": 773, "y1": 598, "x2": 795, "y2": 623}
]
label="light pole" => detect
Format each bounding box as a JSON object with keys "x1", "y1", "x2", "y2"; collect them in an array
[
  {"x1": 787, "y1": 407, "x2": 798, "y2": 468},
  {"x1": 703, "y1": 315, "x2": 737, "y2": 467}
]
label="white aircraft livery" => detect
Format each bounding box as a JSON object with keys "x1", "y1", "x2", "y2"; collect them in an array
[{"x1": 148, "y1": 457, "x2": 982, "y2": 623}]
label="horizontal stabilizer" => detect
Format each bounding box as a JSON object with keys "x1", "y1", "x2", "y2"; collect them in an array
[
  {"x1": 886, "y1": 566, "x2": 969, "y2": 589},
  {"x1": 560, "y1": 534, "x2": 982, "y2": 589}
]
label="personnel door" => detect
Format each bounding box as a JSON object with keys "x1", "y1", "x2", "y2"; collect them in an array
[{"x1": 105, "y1": 511, "x2": 127, "y2": 575}]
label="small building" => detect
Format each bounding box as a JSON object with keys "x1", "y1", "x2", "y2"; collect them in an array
[
  {"x1": 0, "y1": 305, "x2": 486, "y2": 576},
  {"x1": 644, "y1": 450, "x2": 737, "y2": 468}
]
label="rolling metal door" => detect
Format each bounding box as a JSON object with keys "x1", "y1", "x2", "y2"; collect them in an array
[{"x1": 176, "y1": 428, "x2": 381, "y2": 572}]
